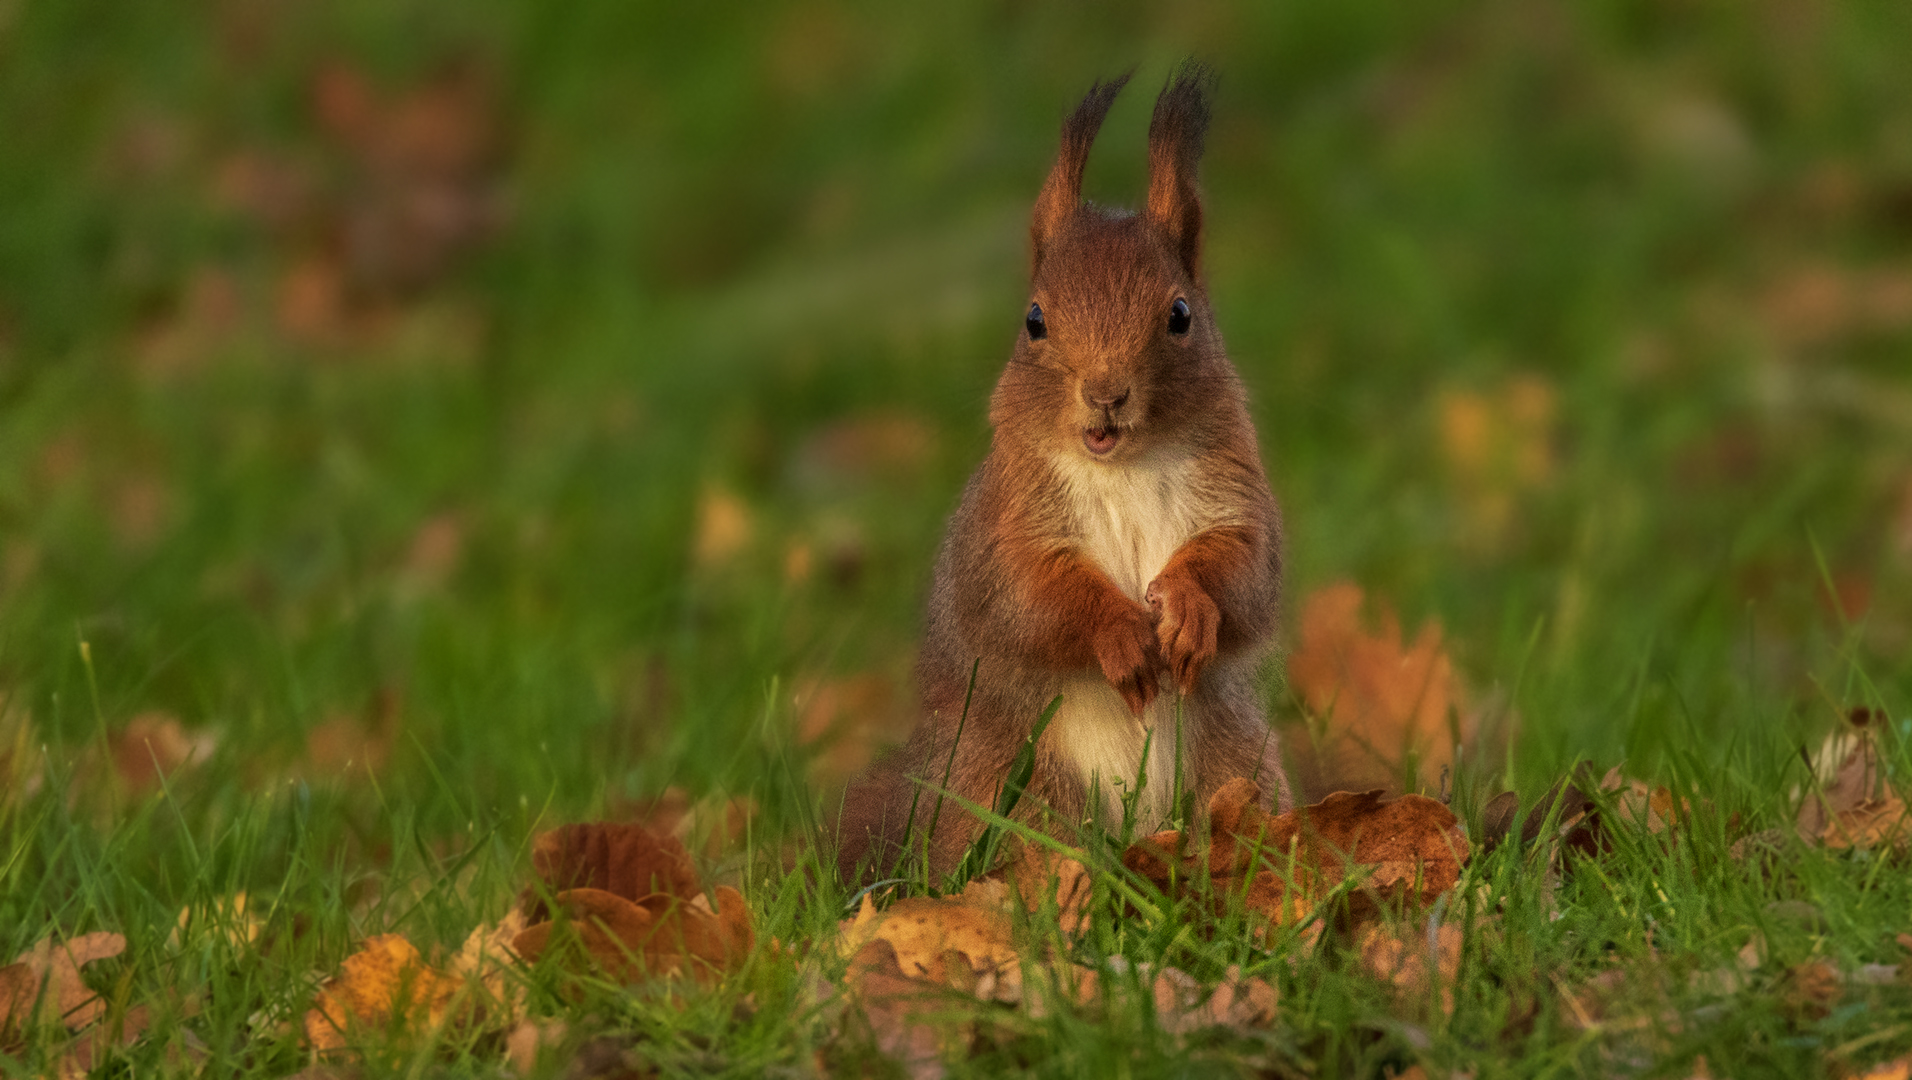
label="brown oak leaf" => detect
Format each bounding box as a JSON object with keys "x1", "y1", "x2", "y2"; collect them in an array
[
  {"x1": 510, "y1": 885, "x2": 753, "y2": 988},
  {"x1": 521, "y1": 822, "x2": 702, "y2": 922}
]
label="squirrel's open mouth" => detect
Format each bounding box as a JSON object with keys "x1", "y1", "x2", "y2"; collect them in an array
[{"x1": 1082, "y1": 425, "x2": 1121, "y2": 456}]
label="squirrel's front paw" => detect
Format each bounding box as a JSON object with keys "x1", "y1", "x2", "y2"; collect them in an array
[
  {"x1": 1092, "y1": 605, "x2": 1164, "y2": 715},
  {"x1": 1145, "y1": 572, "x2": 1219, "y2": 693}
]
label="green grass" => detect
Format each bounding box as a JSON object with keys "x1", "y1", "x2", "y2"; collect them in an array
[{"x1": 3, "y1": 0, "x2": 1912, "y2": 1075}]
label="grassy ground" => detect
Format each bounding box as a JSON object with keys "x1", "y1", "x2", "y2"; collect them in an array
[{"x1": 3, "y1": 0, "x2": 1912, "y2": 1076}]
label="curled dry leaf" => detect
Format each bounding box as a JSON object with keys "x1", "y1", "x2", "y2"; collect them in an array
[
  {"x1": 1285, "y1": 583, "x2": 1469, "y2": 797},
  {"x1": 1130, "y1": 778, "x2": 1469, "y2": 927},
  {"x1": 303, "y1": 934, "x2": 463, "y2": 1053},
  {"x1": 510, "y1": 820, "x2": 754, "y2": 990},
  {"x1": 1514, "y1": 764, "x2": 1694, "y2": 870},
  {"x1": 2, "y1": 932, "x2": 127, "y2": 1033},
  {"x1": 1478, "y1": 790, "x2": 1520, "y2": 851},
  {"x1": 521, "y1": 822, "x2": 702, "y2": 922},
  {"x1": 51, "y1": 1003, "x2": 154, "y2": 1079},
  {"x1": 510, "y1": 885, "x2": 753, "y2": 989},
  {"x1": 1797, "y1": 726, "x2": 1906, "y2": 852}
]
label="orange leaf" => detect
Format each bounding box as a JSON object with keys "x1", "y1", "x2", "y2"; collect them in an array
[
  {"x1": 1121, "y1": 779, "x2": 1468, "y2": 928},
  {"x1": 1151, "y1": 964, "x2": 1278, "y2": 1034},
  {"x1": 1285, "y1": 583, "x2": 1467, "y2": 796},
  {"x1": 836, "y1": 880, "x2": 1020, "y2": 988},
  {"x1": 1823, "y1": 795, "x2": 1910, "y2": 851},
  {"x1": 1001, "y1": 845, "x2": 1093, "y2": 938},
  {"x1": 511, "y1": 885, "x2": 753, "y2": 988},
  {"x1": 1357, "y1": 919, "x2": 1465, "y2": 1015},
  {"x1": 303, "y1": 934, "x2": 462, "y2": 1053},
  {"x1": 3, "y1": 932, "x2": 126, "y2": 1033}
]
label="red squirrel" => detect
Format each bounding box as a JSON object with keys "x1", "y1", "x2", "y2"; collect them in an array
[{"x1": 835, "y1": 66, "x2": 1290, "y2": 882}]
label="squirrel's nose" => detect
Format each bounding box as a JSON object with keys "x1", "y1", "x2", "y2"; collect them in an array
[{"x1": 1083, "y1": 385, "x2": 1130, "y2": 411}]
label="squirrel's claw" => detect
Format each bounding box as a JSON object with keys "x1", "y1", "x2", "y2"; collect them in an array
[
  {"x1": 1094, "y1": 604, "x2": 1163, "y2": 715},
  {"x1": 1148, "y1": 572, "x2": 1220, "y2": 694}
]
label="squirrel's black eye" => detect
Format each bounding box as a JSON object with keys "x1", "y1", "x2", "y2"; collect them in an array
[
  {"x1": 1025, "y1": 302, "x2": 1046, "y2": 340},
  {"x1": 1168, "y1": 297, "x2": 1192, "y2": 336}
]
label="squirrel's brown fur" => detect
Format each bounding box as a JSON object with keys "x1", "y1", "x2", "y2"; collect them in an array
[{"x1": 835, "y1": 66, "x2": 1290, "y2": 882}]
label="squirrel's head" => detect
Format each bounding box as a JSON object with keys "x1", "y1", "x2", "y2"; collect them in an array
[{"x1": 993, "y1": 65, "x2": 1235, "y2": 463}]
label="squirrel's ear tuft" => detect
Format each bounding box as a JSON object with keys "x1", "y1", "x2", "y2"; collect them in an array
[
  {"x1": 1146, "y1": 61, "x2": 1214, "y2": 281},
  {"x1": 1031, "y1": 72, "x2": 1131, "y2": 275}
]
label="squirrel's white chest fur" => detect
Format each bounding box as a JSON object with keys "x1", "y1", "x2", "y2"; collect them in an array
[
  {"x1": 1052, "y1": 450, "x2": 1209, "y2": 602},
  {"x1": 1046, "y1": 450, "x2": 1218, "y2": 828}
]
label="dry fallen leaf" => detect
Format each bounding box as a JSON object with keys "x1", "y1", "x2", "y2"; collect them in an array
[
  {"x1": 1122, "y1": 778, "x2": 1468, "y2": 932},
  {"x1": 1798, "y1": 727, "x2": 1882, "y2": 841},
  {"x1": 1852, "y1": 1057, "x2": 1912, "y2": 1080},
  {"x1": 1358, "y1": 918, "x2": 1465, "y2": 1015},
  {"x1": 304, "y1": 934, "x2": 463, "y2": 1053},
  {"x1": 170, "y1": 891, "x2": 264, "y2": 952},
  {"x1": 1823, "y1": 795, "x2": 1911, "y2": 852},
  {"x1": 51, "y1": 1003, "x2": 154, "y2": 1079},
  {"x1": 1778, "y1": 959, "x2": 1843, "y2": 1021},
  {"x1": 835, "y1": 880, "x2": 1020, "y2": 988},
  {"x1": 1511, "y1": 765, "x2": 1695, "y2": 870},
  {"x1": 1437, "y1": 374, "x2": 1558, "y2": 550},
  {"x1": 451, "y1": 908, "x2": 528, "y2": 1017},
  {"x1": 510, "y1": 820, "x2": 753, "y2": 990},
  {"x1": 510, "y1": 885, "x2": 754, "y2": 988},
  {"x1": 521, "y1": 822, "x2": 702, "y2": 921},
  {"x1": 1285, "y1": 583, "x2": 1469, "y2": 797},
  {"x1": 841, "y1": 937, "x2": 963, "y2": 1080},
  {"x1": 1150, "y1": 964, "x2": 1278, "y2": 1034},
  {"x1": 1001, "y1": 844, "x2": 1093, "y2": 938},
  {"x1": 795, "y1": 673, "x2": 911, "y2": 789},
  {"x1": 694, "y1": 486, "x2": 752, "y2": 568},
  {"x1": 2, "y1": 932, "x2": 127, "y2": 1033},
  {"x1": 111, "y1": 711, "x2": 218, "y2": 794},
  {"x1": 504, "y1": 1017, "x2": 568, "y2": 1075}
]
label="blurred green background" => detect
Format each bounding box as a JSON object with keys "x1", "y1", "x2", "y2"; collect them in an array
[{"x1": 3, "y1": 0, "x2": 1910, "y2": 848}]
